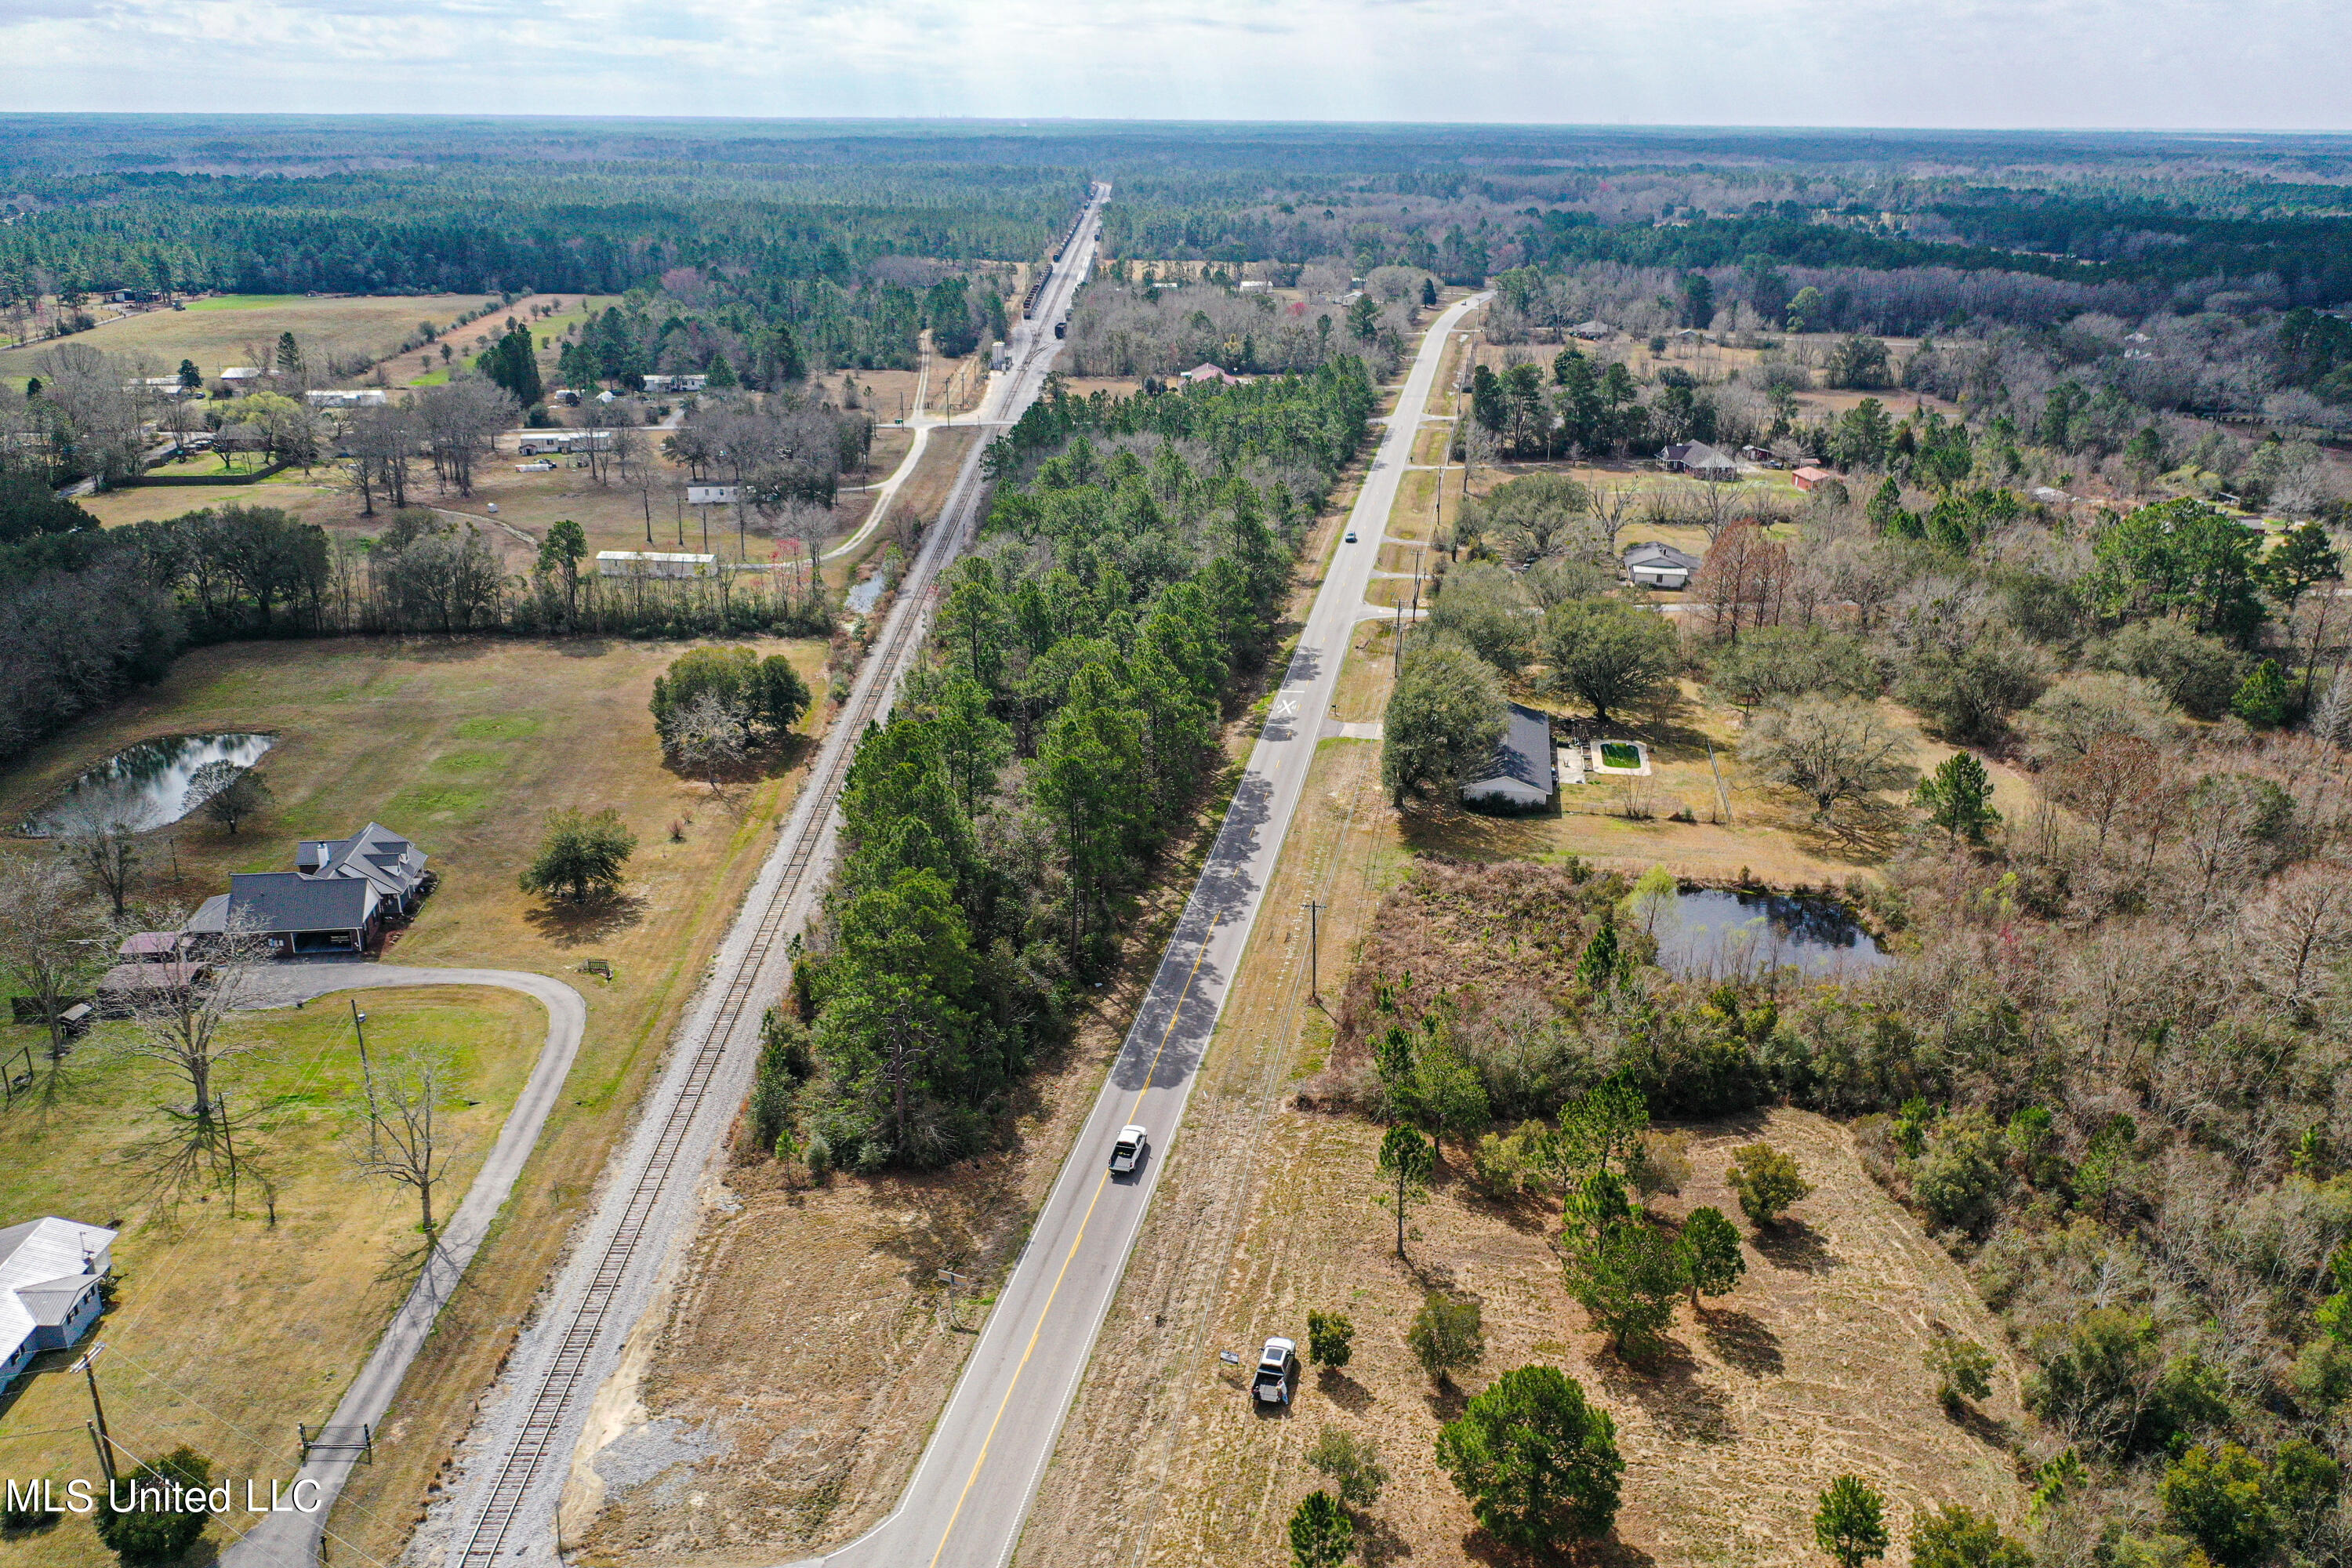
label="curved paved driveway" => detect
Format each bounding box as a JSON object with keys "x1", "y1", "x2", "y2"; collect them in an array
[{"x1": 221, "y1": 964, "x2": 586, "y2": 1568}]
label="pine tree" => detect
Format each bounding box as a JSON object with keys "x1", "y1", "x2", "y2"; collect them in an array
[
  {"x1": 1815, "y1": 1475, "x2": 1890, "y2": 1568},
  {"x1": 1913, "y1": 751, "x2": 2001, "y2": 844},
  {"x1": 1867, "y1": 476, "x2": 1916, "y2": 539},
  {"x1": 1577, "y1": 916, "x2": 1622, "y2": 991},
  {"x1": 2233, "y1": 658, "x2": 2289, "y2": 728}
]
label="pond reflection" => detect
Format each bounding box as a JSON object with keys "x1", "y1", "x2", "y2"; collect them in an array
[
  {"x1": 19, "y1": 733, "x2": 276, "y2": 836},
  {"x1": 1653, "y1": 887, "x2": 1890, "y2": 980}
]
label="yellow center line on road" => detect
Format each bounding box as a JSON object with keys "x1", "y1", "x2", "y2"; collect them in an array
[{"x1": 923, "y1": 907, "x2": 1222, "y2": 1568}]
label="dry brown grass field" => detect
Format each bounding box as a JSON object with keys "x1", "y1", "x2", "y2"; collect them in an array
[
  {"x1": 1018, "y1": 739, "x2": 2025, "y2": 1568},
  {"x1": 1030, "y1": 1102, "x2": 2027, "y2": 1568},
  {"x1": 1, "y1": 293, "x2": 528, "y2": 382},
  {"x1": 0, "y1": 633, "x2": 833, "y2": 1565}
]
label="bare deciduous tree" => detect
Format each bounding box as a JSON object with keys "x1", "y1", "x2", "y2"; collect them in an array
[
  {"x1": 114, "y1": 913, "x2": 274, "y2": 1211},
  {"x1": 0, "y1": 856, "x2": 99, "y2": 1062},
  {"x1": 2237, "y1": 861, "x2": 2352, "y2": 1014},
  {"x1": 2050, "y1": 734, "x2": 2161, "y2": 854},
  {"x1": 1740, "y1": 697, "x2": 1914, "y2": 827},
  {"x1": 347, "y1": 1043, "x2": 460, "y2": 1247},
  {"x1": 660, "y1": 691, "x2": 751, "y2": 795},
  {"x1": 61, "y1": 812, "x2": 140, "y2": 916}
]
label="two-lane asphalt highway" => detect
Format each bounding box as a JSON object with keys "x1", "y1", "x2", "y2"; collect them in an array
[{"x1": 800, "y1": 289, "x2": 1490, "y2": 1568}]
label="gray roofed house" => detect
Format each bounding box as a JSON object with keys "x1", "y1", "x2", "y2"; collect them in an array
[
  {"x1": 1624, "y1": 539, "x2": 1704, "y2": 590},
  {"x1": 223, "y1": 871, "x2": 379, "y2": 954},
  {"x1": 1462, "y1": 704, "x2": 1556, "y2": 811},
  {"x1": 1, "y1": 1217, "x2": 115, "y2": 1392},
  {"x1": 181, "y1": 822, "x2": 429, "y2": 956},
  {"x1": 1658, "y1": 441, "x2": 1737, "y2": 480},
  {"x1": 295, "y1": 822, "x2": 429, "y2": 913}
]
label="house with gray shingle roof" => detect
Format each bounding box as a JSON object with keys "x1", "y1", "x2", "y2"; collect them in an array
[
  {"x1": 1462, "y1": 704, "x2": 1556, "y2": 811},
  {"x1": 180, "y1": 822, "x2": 428, "y2": 956},
  {"x1": 1624, "y1": 540, "x2": 1704, "y2": 590},
  {"x1": 1658, "y1": 441, "x2": 1737, "y2": 480},
  {"x1": 296, "y1": 822, "x2": 429, "y2": 914},
  {"x1": 1, "y1": 1218, "x2": 115, "y2": 1392}
]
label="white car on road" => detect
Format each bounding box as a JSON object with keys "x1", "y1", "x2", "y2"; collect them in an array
[
  {"x1": 1252, "y1": 1338, "x2": 1297, "y2": 1406},
  {"x1": 1109, "y1": 1124, "x2": 1147, "y2": 1176}
]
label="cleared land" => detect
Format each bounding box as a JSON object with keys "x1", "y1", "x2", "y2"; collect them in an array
[
  {"x1": 0, "y1": 987, "x2": 543, "y2": 1568},
  {"x1": 2, "y1": 293, "x2": 522, "y2": 381},
  {"x1": 1018, "y1": 740, "x2": 2027, "y2": 1568},
  {"x1": 0, "y1": 632, "x2": 833, "y2": 1566},
  {"x1": 77, "y1": 394, "x2": 961, "y2": 594}
]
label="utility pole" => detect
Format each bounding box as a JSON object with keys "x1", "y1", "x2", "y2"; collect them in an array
[
  {"x1": 218, "y1": 1091, "x2": 238, "y2": 1212},
  {"x1": 78, "y1": 1342, "x2": 116, "y2": 1484},
  {"x1": 1302, "y1": 899, "x2": 1323, "y2": 1005},
  {"x1": 354, "y1": 1002, "x2": 382, "y2": 1164}
]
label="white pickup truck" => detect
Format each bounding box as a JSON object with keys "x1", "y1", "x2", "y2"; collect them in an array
[
  {"x1": 1109, "y1": 1124, "x2": 1147, "y2": 1176},
  {"x1": 1251, "y1": 1338, "x2": 1297, "y2": 1406}
]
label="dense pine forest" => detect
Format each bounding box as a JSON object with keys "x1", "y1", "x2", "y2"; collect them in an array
[{"x1": 753, "y1": 360, "x2": 1377, "y2": 1170}]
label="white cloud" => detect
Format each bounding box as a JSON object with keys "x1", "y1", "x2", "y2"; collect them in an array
[{"x1": 0, "y1": 0, "x2": 2345, "y2": 125}]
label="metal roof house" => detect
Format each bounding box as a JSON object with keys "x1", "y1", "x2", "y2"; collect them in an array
[
  {"x1": 597, "y1": 551, "x2": 718, "y2": 580},
  {"x1": 1, "y1": 1218, "x2": 115, "y2": 1392},
  {"x1": 1624, "y1": 540, "x2": 1704, "y2": 590},
  {"x1": 1461, "y1": 704, "x2": 1557, "y2": 811}
]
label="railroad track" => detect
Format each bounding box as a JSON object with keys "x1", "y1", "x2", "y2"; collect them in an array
[{"x1": 448, "y1": 185, "x2": 1105, "y2": 1566}]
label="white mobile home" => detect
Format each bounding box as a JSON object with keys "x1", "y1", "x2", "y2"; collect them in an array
[{"x1": 597, "y1": 551, "x2": 718, "y2": 581}]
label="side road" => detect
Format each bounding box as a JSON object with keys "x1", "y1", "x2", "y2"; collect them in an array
[{"x1": 219, "y1": 964, "x2": 586, "y2": 1568}]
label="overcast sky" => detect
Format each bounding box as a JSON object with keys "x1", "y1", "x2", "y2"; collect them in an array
[{"x1": 3, "y1": 0, "x2": 2347, "y2": 129}]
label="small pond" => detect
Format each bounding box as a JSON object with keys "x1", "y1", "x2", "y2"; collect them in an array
[
  {"x1": 1653, "y1": 887, "x2": 1890, "y2": 980},
  {"x1": 845, "y1": 574, "x2": 887, "y2": 614},
  {"x1": 18, "y1": 733, "x2": 276, "y2": 837}
]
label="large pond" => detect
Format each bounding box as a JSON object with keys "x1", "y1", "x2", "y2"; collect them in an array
[
  {"x1": 18, "y1": 733, "x2": 276, "y2": 837},
  {"x1": 1653, "y1": 887, "x2": 1891, "y2": 980}
]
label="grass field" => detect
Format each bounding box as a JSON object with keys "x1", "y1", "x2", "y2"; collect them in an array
[
  {"x1": 1017, "y1": 733, "x2": 2024, "y2": 1568},
  {"x1": 0, "y1": 985, "x2": 544, "y2": 1568},
  {"x1": 0, "y1": 294, "x2": 514, "y2": 382},
  {"x1": 74, "y1": 401, "x2": 948, "y2": 588},
  {"x1": 0, "y1": 633, "x2": 836, "y2": 1565}
]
